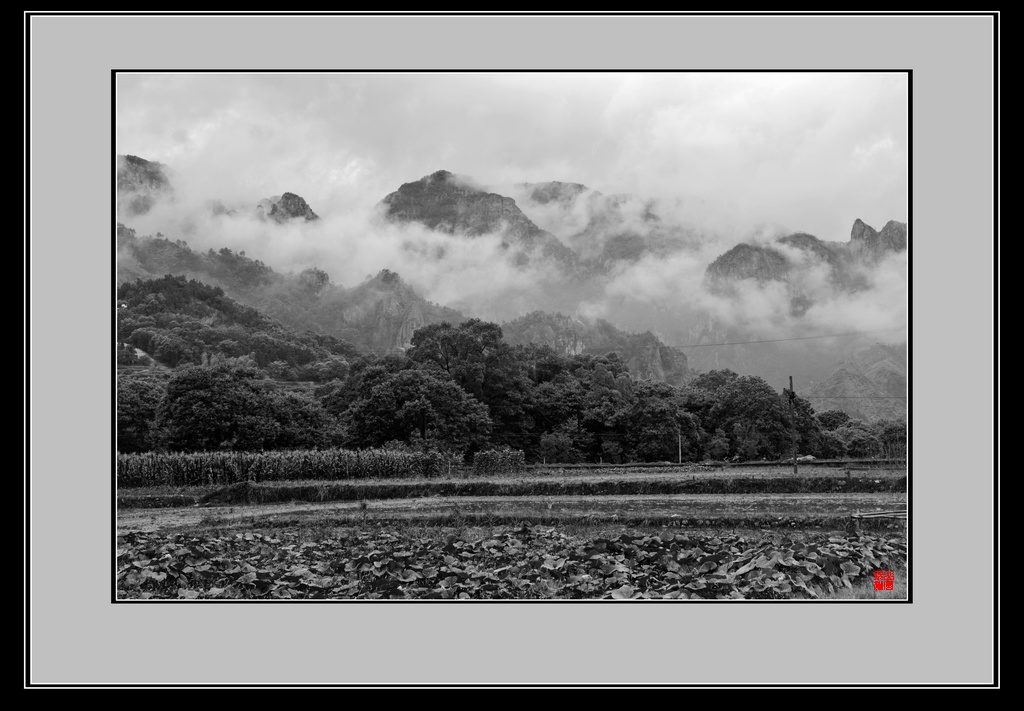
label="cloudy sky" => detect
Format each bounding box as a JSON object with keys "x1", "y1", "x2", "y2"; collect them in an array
[{"x1": 116, "y1": 72, "x2": 908, "y2": 244}]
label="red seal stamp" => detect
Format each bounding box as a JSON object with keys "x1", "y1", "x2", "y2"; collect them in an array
[{"x1": 873, "y1": 570, "x2": 895, "y2": 591}]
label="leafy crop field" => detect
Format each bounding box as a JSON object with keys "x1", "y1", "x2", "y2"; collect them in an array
[
  {"x1": 115, "y1": 460, "x2": 908, "y2": 600},
  {"x1": 117, "y1": 525, "x2": 907, "y2": 600}
]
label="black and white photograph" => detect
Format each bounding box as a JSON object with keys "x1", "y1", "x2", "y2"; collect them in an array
[
  {"x1": 113, "y1": 71, "x2": 911, "y2": 602},
  {"x1": 28, "y1": 12, "x2": 996, "y2": 687}
]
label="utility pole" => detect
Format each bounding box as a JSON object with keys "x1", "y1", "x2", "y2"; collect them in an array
[
  {"x1": 788, "y1": 376, "x2": 797, "y2": 475},
  {"x1": 678, "y1": 427, "x2": 682, "y2": 464}
]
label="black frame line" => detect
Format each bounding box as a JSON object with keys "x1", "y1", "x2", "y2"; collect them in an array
[{"x1": 22, "y1": 9, "x2": 998, "y2": 689}]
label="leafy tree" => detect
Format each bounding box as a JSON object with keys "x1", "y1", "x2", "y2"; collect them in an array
[
  {"x1": 530, "y1": 378, "x2": 585, "y2": 431},
  {"x1": 705, "y1": 428, "x2": 731, "y2": 461},
  {"x1": 706, "y1": 375, "x2": 790, "y2": 459},
  {"x1": 690, "y1": 369, "x2": 740, "y2": 395},
  {"x1": 875, "y1": 417, "x2": 908, "y2": 461},
  {"x1": 156, "y1": 364, "x2": 280, "y2": 452},
  {"x1": 730, "y1": 422, "x2": 761, "y2": 461},
  {"x1": 268, "y1": 391, "x2": 343, "y2": 449},
  {"x1": 600, "y1": 440, "x2": 625, "y2": 464},
  {"x1": 619, "y1": 380, "x2": 700, "y2": 462},
  {"x1": 409, "y1": 319, "x2": 531, "y2": 448},
  {"x1": 538, "y1": 419, "x2": 587, "y2": 464},
  {"x1": 116, "y1": 375, "x2": 166, "y2": 452},
  {"x1": 343, "y1": 368, "x2": 492, "y2": 454},
  {"x1": 835, "y1": 421, "x2": 882, "y2": 458},
  {"x1": 816, "y1": 409, "x2": 852, "y2": 431},
  {"x1": 816, "y1": 430, "x2": 848, "y2": 459}
]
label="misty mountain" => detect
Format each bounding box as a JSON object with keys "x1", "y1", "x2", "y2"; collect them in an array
[
  {"x1": 502, "y1": 311, "x2": 689, "y2": 386},
  {"x1": 704, "y1": 219, "x2": 908, "y2": 297},
  {"x1": 116, "y1": 224, "x2": 463, "y2": 354},
  {"x1": 510, "y1": 181, "x2": 700, "y2": 267},
  {"x1": 116, "y1": 154, "x2": 174, "y2": 218},
  {"x1": 803, "y1": 343, "x2": 908, "y2": 421},
  {"x1": 682, "y1": 218, "x2": 908, "y2": 401},
  {"x1": 112, "y1": 155, "x2": 907, "y2": 420},
  {"x1": 378, "y1": 170, "x2": 581, "y2": 269},
  {"x1": 256, "y1": 192, "x2": 320, "y2": 222},
  {"x1": 849, "y1": 218, "x2": 910, "y2": 263},
  {"x1": 333, "y1": 268, "x2": 466, "y2": 352},
  {"x1": 117, "y1": 153, "x2": 321, "y2": 224}
]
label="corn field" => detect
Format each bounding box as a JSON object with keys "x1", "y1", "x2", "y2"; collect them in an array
[
  {"x1": 117, "y1": 448, "x2": 452, "y2": 487},
  {"x1": 473, "y1": 448, "x2": 527, "y2": 476}
]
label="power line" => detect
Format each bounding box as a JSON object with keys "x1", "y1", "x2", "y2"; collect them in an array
[
  {"x1": 676, "y1": 327, "x2": 907, "y2": 348},
  {"x1": 802, "y1": 396, "x2": 907, "y2": 400}
]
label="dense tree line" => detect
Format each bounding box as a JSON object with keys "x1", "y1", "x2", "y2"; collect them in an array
[{"x1": 118, "y1": 318, "x2": 907, "y2": 462}]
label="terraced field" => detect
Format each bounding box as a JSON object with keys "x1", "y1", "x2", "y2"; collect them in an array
[{"x1": 116, "y1": 462, "x2": 908, "y2": 600}]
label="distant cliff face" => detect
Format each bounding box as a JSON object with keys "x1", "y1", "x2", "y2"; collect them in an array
[
  {"x1": 501, "y1": 311, "x2": 589, "y2": 356},
  {"x1": 379, "y1": 170, "x2": 579, "y2": 267},
  {"x1": 340, "y1": 269, "x2": 465, "y2": 353},
  {"x1": 502, "y1": 311, "x2": 689, "y2": 385},
  {"x1": 804, "y1": 342, "x2": 907, "y2": 421},
  {"x1": 256, "y1": 192, "x2": 320, "y2": 222},
  {"x1": 116, "y1": 154, "x2": 174, "y2": 218}
]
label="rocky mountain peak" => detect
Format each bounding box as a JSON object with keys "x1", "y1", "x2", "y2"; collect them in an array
[
  {"x1": 379, "y1": 171, "x2": 580, "y2": 268},
  {"x1": 704, "y1": 242, "x2": 791, "y2": 289},
  {"x1": 849, "y1": 218, "x2": 908, "y2": 262},
  {"x1": 850, "y1": 218, "x2": 879, "y2": 243},
  {"x1": 878, "y1": 220, "x2": 909, "y2": 250},
  {"x1": 116, "y1": 154, "x2": 174, "y2": 218},
  {"x1": 256, "y1": 192, "x2": 319, "y2": 222}
]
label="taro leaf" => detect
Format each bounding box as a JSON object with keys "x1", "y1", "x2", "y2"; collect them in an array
[
  {"x1": 733, "y1": 560, "x2": 759, "y2": 576},
  {"x1": 238, "y1": 572, "x2": 258, "y2": 585},
  {"x1": 178, "y1": 589, "x2": 201, "y2": 599},
  {"x1": 610, "y1": 585, "x2": 637, "y2": 599},
  {"x1": 696, "y1": 561, "x2": 718, "y2": 574},
  {"x1": 840, "y1": 562, "x2": 861, "y2": 577}
]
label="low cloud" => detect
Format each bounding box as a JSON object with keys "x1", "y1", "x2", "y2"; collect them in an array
[{"x1": 116, "y1": 73, "x2": 907, "y2": 357}]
